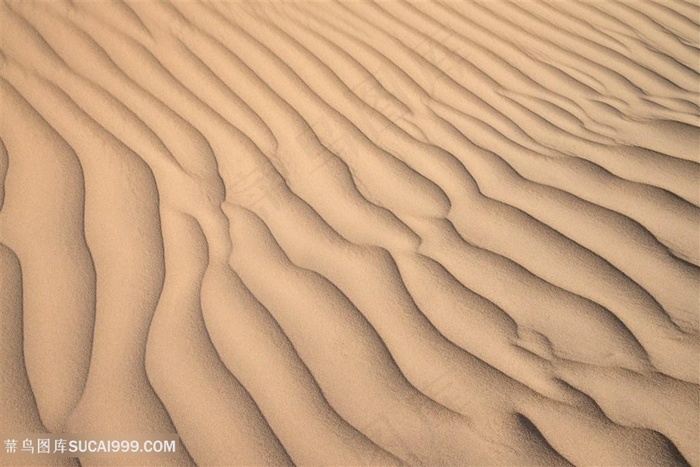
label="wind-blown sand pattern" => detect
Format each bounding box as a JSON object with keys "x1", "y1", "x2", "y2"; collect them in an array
[{"x1": 1, "y1": 1, "x2": 699, "y2": 465}]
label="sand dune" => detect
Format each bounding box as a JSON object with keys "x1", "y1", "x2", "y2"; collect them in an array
[{"x1": 1, "y1": 1, "x2": 698, "y2": 465}]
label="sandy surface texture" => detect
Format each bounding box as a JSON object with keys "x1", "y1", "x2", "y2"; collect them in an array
[{"x1": 1, "y1": 1, "x2": 699, "y2": 466}]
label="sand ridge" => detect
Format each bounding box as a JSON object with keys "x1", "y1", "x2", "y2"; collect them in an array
[{"x1": 1, "y1": 0, "x2": 699, "y2": 465}]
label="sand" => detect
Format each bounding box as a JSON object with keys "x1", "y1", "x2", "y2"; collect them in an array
[{"x1": 0, "y1": 0, "x2": 698, "y2": 465}]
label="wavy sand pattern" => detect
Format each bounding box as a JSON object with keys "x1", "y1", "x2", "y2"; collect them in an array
[{"x1": 1, "y1": 1, "x2": 699, "y2": 465}]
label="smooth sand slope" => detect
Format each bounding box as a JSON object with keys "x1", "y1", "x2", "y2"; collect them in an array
[{"x1": 1, "y1": 1, "x2": 699, "y2": 465}]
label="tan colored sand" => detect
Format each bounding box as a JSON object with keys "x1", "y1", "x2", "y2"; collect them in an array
[{"x1": 1, "y1": 1, "x2": 698, "y2": 465}]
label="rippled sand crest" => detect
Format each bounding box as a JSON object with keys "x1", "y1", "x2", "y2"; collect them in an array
[{"x1": 1, "y1": 1, "x2": 699, "y2": 465}]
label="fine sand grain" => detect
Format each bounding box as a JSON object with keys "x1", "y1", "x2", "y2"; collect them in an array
[{"x1": 1, "y1": 1, "x2": 699, "y2": 466}]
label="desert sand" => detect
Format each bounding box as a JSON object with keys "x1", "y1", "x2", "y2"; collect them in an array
[{"x1": 1, "y1": 0, "x2": 698, "y2": 465}]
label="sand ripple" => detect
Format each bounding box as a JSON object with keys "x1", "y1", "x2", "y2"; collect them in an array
[{"x1": 1, "y1": 1, "x2": 698, "y2": 465}]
